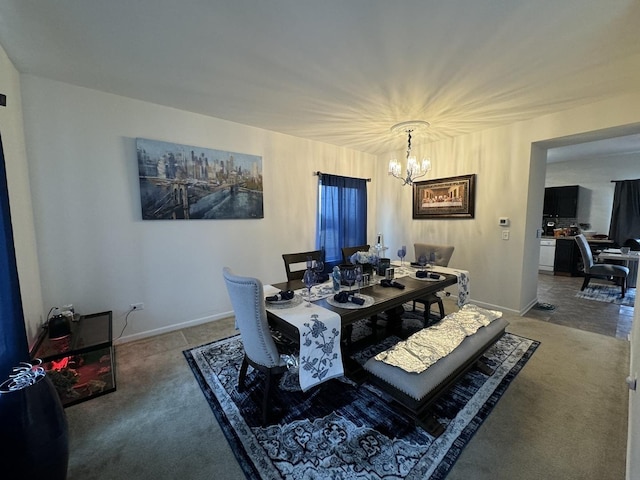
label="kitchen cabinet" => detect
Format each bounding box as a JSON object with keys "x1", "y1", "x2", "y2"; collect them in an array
[
  {"x1": 543, "y1": 185, "x2": 579, "y2": 218},
  {"x1": 554, "y1": 238, "x2": 581, "y2": 276}
]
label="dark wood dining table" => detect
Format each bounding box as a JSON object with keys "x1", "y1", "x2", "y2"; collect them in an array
[{"x1": 267, "y1": 273, "x2": 458, "y2": 348}]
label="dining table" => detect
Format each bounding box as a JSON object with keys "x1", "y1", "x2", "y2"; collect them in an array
[
  {"x1": 597, "y1": 248, "x2": 639, "y2": 288},
  {"x1": 264, "y1": 264, "x2": 467, "y2": 390}
]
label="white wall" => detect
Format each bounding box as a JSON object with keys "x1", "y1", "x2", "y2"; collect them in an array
[
  {"x1": 0, "y1": 44, "x2": 44, "y2": 345},
  {"x1": 19, "y1": 75, "x2": 378, "y2": 343},
  {"x1": 16, "y1": 72, "x2": 640, "y2": 327},
  {"x1": 545, "y1": 154, "x2": 640, "y2": 235},
  {"x1": 374, "y1": 94, "x2": 640, "y2": 314},
  {"x1": 375, "y1": 125, "x2": 537, "y2": 312}
]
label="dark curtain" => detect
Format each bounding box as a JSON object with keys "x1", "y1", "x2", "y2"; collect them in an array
[
  {"x1": 316, "y1": 173, "x2": 367, "y2": 267},
  {"x1": 0, "y1": 132, "x2": 29, "y2": 381},
  {"x1": 609, "y1": 179, "x2": 640, "y2": 246}
]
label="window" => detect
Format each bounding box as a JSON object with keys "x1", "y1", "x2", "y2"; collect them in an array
[{"x1": 316, "y1": 173, "x2": 367, "y2": 267}]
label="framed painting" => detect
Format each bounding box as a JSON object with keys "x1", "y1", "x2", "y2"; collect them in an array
[
  {"x1": 413, "y1": 174, "x2": 476, "y2": 219},
  {"x1": 136, "y1": 138, "x2": 263, "y2": 220}
]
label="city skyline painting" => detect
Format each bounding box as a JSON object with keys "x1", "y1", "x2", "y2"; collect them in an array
[{"x1": 136, "y1": 138, "x2": 263, "y2": 220}]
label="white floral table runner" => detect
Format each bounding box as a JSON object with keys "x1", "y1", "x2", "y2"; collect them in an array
[
  {"x1": 293, "y1": 281, "x2": 337, "y2": 302},
  {"x1": 392, "y1": 264, "x2": 470, "y2": 306},
  {"x1": 264, "y1": 284, "x2": 343, "y2": 392}
]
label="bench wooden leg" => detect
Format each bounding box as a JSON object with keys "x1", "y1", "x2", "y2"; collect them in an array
[
  {"x1": 475, "y1": 358, "x2": 495, "y2": 376},
  {"x1": 417, "y1": 412, "x2": 446, "y2": 438}
]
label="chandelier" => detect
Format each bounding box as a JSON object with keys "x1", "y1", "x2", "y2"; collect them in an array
[{"x1": 388, "y1": 120, "x2": 432, "y2": 186}]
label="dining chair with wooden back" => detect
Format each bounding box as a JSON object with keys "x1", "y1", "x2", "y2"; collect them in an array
[
  {"x1": 222, "y1": 267, "x2": 292, "y2": 425},
  {"x1": 282, "y1": 250, "x2": 324, "y2": 281},
  {"x1": 574, "y1": 234, "x2": 629, "y2": 297},
  {"x1": 412, "y1": 243, "x2": 455, "y2": 325},
  {"x1": 341, "y1": 244, "x2": 370, "y2": 264}
]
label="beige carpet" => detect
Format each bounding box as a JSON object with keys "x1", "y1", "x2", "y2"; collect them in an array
[
  {"x1": 448, "y1": 315, "x2": 629, "y2": 480},
  {"x1": 64, "y1": 310, "x2": 629, "y2": 480}
]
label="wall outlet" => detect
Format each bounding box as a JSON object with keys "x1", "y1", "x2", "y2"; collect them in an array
[
  {"x1": 130, "y1": 302, "x2": 144, "y2": 311},
  {"x1": 502, "y1": 230, "x2": 510, "y2": 240}
]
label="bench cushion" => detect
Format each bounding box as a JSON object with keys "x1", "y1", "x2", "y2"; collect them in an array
[{"x1": 364, "y1": 317, "x2": 509, "y2": 402}]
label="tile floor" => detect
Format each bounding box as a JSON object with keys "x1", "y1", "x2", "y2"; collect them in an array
[{"x1": 525, "y1": 273, "x2": 634, "y2": 339}]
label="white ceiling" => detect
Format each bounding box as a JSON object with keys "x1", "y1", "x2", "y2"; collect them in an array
[
  {"x1": 1, "y1": 0, "x2": 640, "y2": 157},
  {"x1": 547, "y1": 133, "x2": 640, "y2": 163}
]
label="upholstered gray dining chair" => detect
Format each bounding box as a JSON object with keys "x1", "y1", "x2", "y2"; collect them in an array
[
  {"x1": 574, "y1": 234, "x2": 629, "y2": 298},
  {"x1": 222, "y1": 267, "x2": 289, "y2": 425},
  {"x1": 414, "y1": 243, "x2": 455, "y2": 268},
  {"x1": 412, "y1": 243, "x2": 455, "y2": 325}
]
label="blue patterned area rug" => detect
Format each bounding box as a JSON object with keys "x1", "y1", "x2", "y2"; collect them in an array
[
  {"x1": 184, "y1": 321, "x2": 538, "y2": 480},
  {"x1": 575, "y1": 285, "x2": 635, "y2": 307}
]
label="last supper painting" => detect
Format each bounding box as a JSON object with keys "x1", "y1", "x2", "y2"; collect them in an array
[{"x1": 136, "y1": 138, "x2": 263, "y2": 220}]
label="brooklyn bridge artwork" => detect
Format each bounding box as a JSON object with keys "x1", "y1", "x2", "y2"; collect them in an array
[{"x1": 136, "y1": 138, "x2": 263, "y2": 220}]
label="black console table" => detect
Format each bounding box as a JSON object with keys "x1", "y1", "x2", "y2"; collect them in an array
[{"x1": 31, "y1": 311, "x2": 116, "y2": 407}]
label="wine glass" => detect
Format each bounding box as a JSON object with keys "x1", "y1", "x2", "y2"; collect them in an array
[
  {"x1": 302, "y1": 268, "x2": 315, "y2": 307},
  {"x1": 418, "y1": 254, "x2": 427, "y2": 271},
  {"x1": 397, "y1": 245, "x2": 407, "y2": 266},
  {"x1": 313, "y1": 260, "x2": 324, "y2": 275},
  {"x1": 354, "y1": 264, "x2": 363, "y2": 296},
  {"x1": 342, "y1": 268, "x2": 356, "y2": 292},
  {"x1": 428, "y1": 252, "x2": 436, "y2": 269}
]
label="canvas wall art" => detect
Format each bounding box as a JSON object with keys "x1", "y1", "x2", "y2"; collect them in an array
[{"x1": 136, "y1": 138, "x2": 263, "y2": 220}]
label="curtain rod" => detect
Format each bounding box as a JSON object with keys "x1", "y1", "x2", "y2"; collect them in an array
[
  {"x1": 611, "y1": 178, "x2": 640, "y2": 182},
  {"x1": 314, "y1": 171, "x2": 371, "y2": 182}
]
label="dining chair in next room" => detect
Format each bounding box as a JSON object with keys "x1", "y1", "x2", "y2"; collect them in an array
[{"x1": 574, "y1": 234, "x2": 628, "y2": 298}]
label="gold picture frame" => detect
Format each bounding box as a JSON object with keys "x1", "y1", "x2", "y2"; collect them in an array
[{"x1": 413, "y1": 174, "x2": 476, "y2": 219}]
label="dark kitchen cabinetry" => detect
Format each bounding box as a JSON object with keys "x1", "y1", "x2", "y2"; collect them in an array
[
  {"x1": 543, "y1": 185, "x2": 580, "y2": 218},
  {"x1": 554, "y1": 238, "x2": 581, "y2": 276}
]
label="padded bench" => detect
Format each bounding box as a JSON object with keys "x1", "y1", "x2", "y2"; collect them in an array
[{"x1": 363, "y1": 316, "x2": 509, "y2": 436}]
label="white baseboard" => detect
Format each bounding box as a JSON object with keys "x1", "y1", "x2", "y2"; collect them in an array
[
  {"x1": 465, "y1": 298, "x2": 524, "y2": 316},
  {"x1": 114, "y1": 310, "x2": 234, "y2": 345},
  {"x1": 114, "y1": 296, "x2": 532, "y2": 346}
]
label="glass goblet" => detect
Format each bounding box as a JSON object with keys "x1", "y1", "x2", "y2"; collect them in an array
[
  {"x1": 428, "y1": 252, "x2": 436, "y2": 269},
  {"x1": 397, "y1": 245, "x2": 407, "y2": 266},
  {"x1": 343, "y1": 267, "x2": 356, "y2": 293},
  {"x1": 314, "y1": 260, "x2": 324, "y2": 276},
  {"x1": 354, "y1": 265, "x2": 363, "y2": 296},
  {"x1": 302, "y1": 268, "x2": 315, "y2": 307},
  {"x1": 418, "y1": 254, "x2": 427, "y2": 271}
]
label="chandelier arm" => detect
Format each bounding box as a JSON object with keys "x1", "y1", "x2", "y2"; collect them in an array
[
  {"x1": 389, "y1": 170, "x2": 410, "y2": 185},
  {"x1": 411, "y1": 171, "x2": 428, "y2": 182}
]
